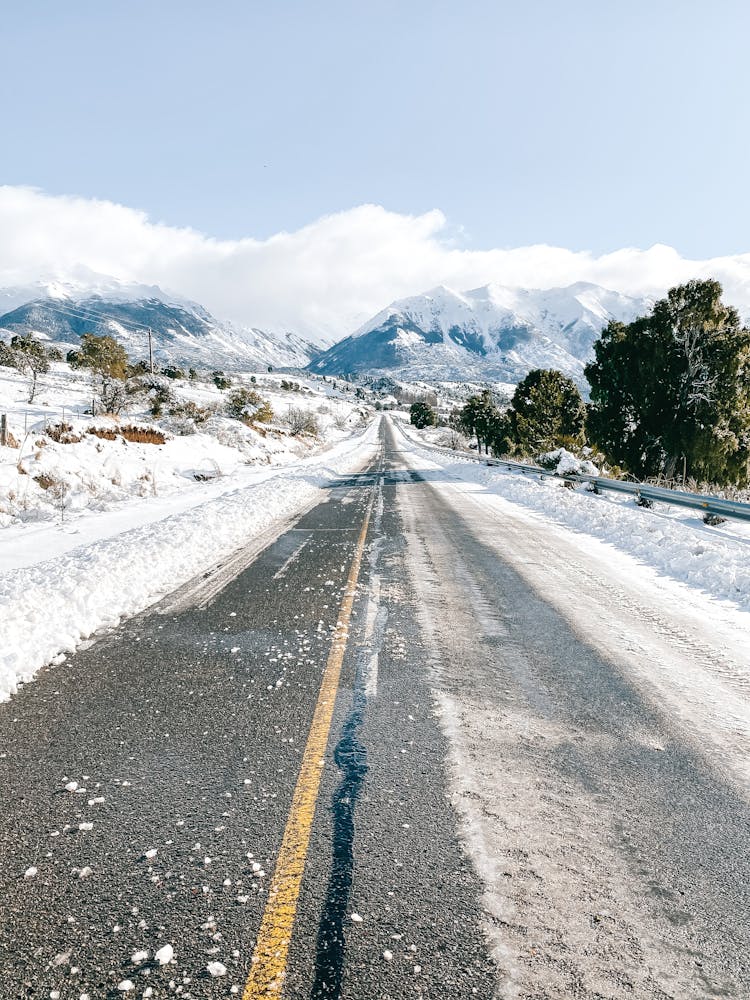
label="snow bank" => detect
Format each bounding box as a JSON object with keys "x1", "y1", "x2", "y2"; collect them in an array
[
  {"x1": 0, "y1": 418, "x2": 380, "y2": 701},
  {"x1": 394, "y1": 421, "x2": 750, "y2": 613}
]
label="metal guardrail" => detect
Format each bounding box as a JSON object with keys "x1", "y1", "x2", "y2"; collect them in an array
[
  {"x1": 482, "y1": 457, "x2": 750, "y2": 524},
  {"x1": 394, "y1": 418, "x2": 750, "y2": 524}
]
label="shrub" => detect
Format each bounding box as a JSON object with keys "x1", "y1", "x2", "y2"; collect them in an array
[
  {"x1": 212, "y1": 370, "x2": 231, "y2": 390},
  {"x1": 226, "y1": 387, "x2": 263, "y2": 419},
  {"x1": 286, "y1": 407, "x2": 319, "y2": 436},
  {"x1": 34, "y1": 472, "x2": 64, "y2": 493},
  {"x1": 46, "y1": 422, "x2": 82, "y2": 444},
  {"x1": 252, "y1": 400, "x2": 274, "y2": 424},
  {"x1": 72, "y1": 334, "x2": 130, "y2": 413},
  {"x1": 437, "y1": 428, "x2": 466, "y2": 450},
  {"x1": 0, "y1": 341, "x2": 15, "y2": 367},
  {"x1": 123, "y1": 374, "x2": 177, "y2": 417},
  {"x1": 226, "y1": 387, "x2": 274, "y2": 424},
  {"x1": 169, "y1": 400, "x2": 215, "y2": 425},
  {"x1": 87, "y1": 425, "x2": 167, "y2": 444},
  {"x1": 127, "y1": 360, "x2": 150, "y2": 377}
]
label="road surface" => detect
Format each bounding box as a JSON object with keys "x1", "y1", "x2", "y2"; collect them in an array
[{"x1": 1, "y1": 417, "x2": 748, "y2": 999}]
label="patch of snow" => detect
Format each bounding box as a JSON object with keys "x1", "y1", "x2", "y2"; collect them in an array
[{"x1": 154, "y1": 943, "x2": 174, "y2": 965}]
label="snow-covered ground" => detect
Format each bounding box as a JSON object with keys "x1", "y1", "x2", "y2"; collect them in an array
[
  {"x1": 0, "y1": 359, "x2": 378, "y2": 700},
  {"x1": 0, "y1": 363, "x2": 369, "y2": 532}
]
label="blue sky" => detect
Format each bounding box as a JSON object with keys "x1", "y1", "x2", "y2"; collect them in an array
[{"x1": 5, "y1": 0, "x2": 750, "y2": 258}]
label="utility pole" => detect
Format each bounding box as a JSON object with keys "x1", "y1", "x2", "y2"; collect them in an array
[{"x1": 148, "y1": 327, "x2": 154, "y2": 374}]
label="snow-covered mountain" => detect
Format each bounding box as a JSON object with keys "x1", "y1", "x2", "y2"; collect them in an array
[
  {"x1": 308, "y1": 282, "x2": 649, "y2": 384},
  {"x1": 0, "y1": 279, "x2": 321, "y2": 371}
]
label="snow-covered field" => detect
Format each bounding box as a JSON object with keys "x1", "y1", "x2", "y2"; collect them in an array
[
  {"x1": 0, "y1": 363, "x2": 369, "y2": 531},
  {"x1": 0, "y1": 361, "x2": 378, "y2": 700}
]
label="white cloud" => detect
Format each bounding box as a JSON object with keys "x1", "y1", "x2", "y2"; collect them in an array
[{"x1": 2, "y1": 185, "x2": 750, "y2": 342}]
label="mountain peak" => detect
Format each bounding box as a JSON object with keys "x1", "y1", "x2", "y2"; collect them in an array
[{"x1": 309, "y1": 280, "x2": 648, "y2": 385}]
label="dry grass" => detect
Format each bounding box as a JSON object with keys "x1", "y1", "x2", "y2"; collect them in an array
[
  {"x1": 87, "y1": 424, "x2": 166, "y2": 445},
  {"x1": 34, "y1": 472, "x2": 59, "y2": 491},
  {"x1": 47, "y1": 422, "x2": 82, "y2": 444}
]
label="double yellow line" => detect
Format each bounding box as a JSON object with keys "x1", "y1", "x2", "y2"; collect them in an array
[{"x1": 243, "y1": 496, "x2": 374, "y2": 998}]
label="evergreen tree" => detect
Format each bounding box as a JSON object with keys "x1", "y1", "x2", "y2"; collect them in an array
[
  {"x1": 409, "y1": 400, "x2": 436, "y2": 429},
  {"x1": 460, "y1": 390, "x2": 500, "y2": 454},
  {"x1": 586, "y1": 279, "x2": 750, "y2": 485},
  {"x1": 505, "y1": 368, "x2": 586, "y2": 455}
]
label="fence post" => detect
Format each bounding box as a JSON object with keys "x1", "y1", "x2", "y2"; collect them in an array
[{"x1": 0, "y1": 413, "x2": 6, "y2": 447}]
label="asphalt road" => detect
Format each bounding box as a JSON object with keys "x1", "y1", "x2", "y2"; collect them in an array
[{"x1": 1, "y1": 417, "x2": 748, "y2": 999}]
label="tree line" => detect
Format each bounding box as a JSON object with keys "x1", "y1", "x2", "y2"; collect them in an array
[{"x1": 410, "y1": 279, "x2": 750, "y2": 488}]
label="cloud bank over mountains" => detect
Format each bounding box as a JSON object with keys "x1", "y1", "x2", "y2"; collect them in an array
[{"x1": 2, "y1": 185, "x2": 750, "y2": 343}]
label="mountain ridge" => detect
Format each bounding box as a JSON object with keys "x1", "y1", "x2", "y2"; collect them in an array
[
  {"x1": 310, "y1": 281, "x2": 650, "y2": 384},
  {"x1": 0, "y1": 280, "x2": 322, "y2": 372}
]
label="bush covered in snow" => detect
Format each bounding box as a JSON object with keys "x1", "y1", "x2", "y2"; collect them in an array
[
  {"x1": 537, "y1": 448, "x2": 600, "y2": 477},
  {"x1": 225, "y1": 387, "x2": 273, "y2": 424},
  {"x1": 286, "y1": 407, "x2": 320, "y2": 436}
]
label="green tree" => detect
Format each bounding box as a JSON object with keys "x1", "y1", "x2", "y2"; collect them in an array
[
  {"x1": 586, "y1": 279, "x2": 750, "y2": 485},
  {"x1": 73, "y1": 333, "x2": 130, "y2": 413},
  {"x1": 460, "y1": 390, "x2": 500, "y2": 454},
  {"x1": 10, "y1": 334, "x2": 50, "y2": 403},
  {"x1": 409, "y1": 400, "x2": 436, "y2": 429},
  {"x1": 505, "y1": 368, "x2": 586, "y2": 455}
]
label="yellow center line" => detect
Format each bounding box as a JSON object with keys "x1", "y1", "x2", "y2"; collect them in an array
[{"x1": 243, "y1": 493, "x2": 374, "y2": 999}]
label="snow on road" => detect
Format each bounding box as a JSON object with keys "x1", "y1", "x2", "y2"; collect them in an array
[
  {"x1": 392, "y1": 420, "x2": 750, "y2": 791},
  {"x1": 395, "y1": 419, "x2": 750, "y2": 614},
  {"x1": 0, "y1": 419, "x2": 380, "y2": 701}
]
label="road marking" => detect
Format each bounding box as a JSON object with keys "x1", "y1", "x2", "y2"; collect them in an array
[
  {"x1": 157, "y1": 499, "x2": 320, "y2": 614},
  {"x1": 272, "y1": 537, "x2": 310, "y2": 580},
  {"x1": 243, "y1": 494, "x2": 374, "y2": 999}
]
